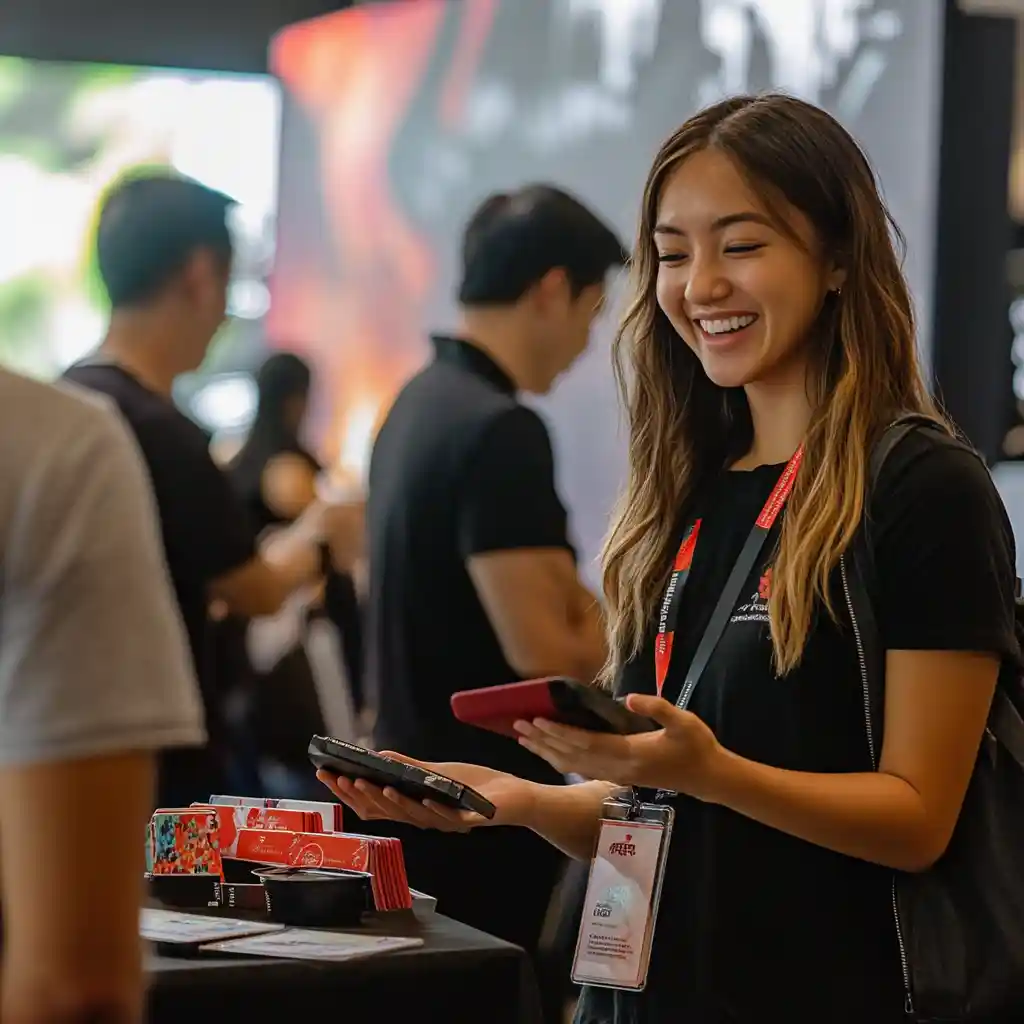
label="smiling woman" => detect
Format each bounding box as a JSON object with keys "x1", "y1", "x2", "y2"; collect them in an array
[
  {"x1": 605, "y1": 96, "x2": 931, "y2": 681},
  {"x1": 315, "y1": 94, "x2": 1021, "y2": 1024}
]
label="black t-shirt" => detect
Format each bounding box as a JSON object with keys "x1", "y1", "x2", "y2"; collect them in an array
[
  {"x1": 63, "y1": 363, "x2": 257, "y2": 802},
  {"x1": 367, "y1": 335, "x2": 571, "y2": 783},
  {"x1": 575, "y1": 429, "x2": 1019, "y2": 1024}
]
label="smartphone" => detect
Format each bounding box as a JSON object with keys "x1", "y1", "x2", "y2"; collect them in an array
[
  {"x1": 449, "y1": 677, "x2": 659, "y2": 739},
  {"x1": 308, "y1": 735, "x2": 497, "y2": 819}
]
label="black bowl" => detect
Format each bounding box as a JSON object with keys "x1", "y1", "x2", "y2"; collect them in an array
[{"x1": 253, "y1": 867, "x2": 372, "y2": 928}]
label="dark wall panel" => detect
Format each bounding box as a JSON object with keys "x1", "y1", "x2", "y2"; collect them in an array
[
  {"x1": 0, "y1": 0, "x2": 350, "y2": 72},
  {"x1": 931, "y1": 0, "x2": 1017, "y2": 462}
]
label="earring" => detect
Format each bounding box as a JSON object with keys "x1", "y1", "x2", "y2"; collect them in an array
[{"x1": 833, "y1": 286, "x2": 843, "y2": 297}]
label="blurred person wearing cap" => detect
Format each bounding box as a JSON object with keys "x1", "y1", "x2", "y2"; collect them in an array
[
  {"x1": 65, "y1": 171, "x2": 362, "y2": 808},
  {"x1": 0, "y1": 369, "x2": 204, "y2": 1024},
  {"x1": 348, "y1": 185, "x2": 624, "y2": 972}
]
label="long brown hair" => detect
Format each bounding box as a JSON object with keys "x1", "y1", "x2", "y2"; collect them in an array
[{"x1": 600, "y1": 94, "x2": 943, "y2": 682}]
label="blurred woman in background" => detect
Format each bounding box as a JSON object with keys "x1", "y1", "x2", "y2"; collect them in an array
[
  {"x1": 228, "y1": 352, "x2": 365, "y2": 792},
  {"x1": 231, "y1": 353, "x2": 320, "y2": 533}
]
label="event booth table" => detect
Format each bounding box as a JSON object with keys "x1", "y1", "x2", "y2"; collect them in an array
[{"x1": 146, "y1": 909, "x2": 543, "y2": 1023}]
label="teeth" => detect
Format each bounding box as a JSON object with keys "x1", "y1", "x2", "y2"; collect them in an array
[{"x1": 699, "y1": 314, "x2": 757, "y2": 335}]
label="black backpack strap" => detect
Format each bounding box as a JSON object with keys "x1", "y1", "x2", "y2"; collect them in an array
[
  {"x1": 845, "y1": 415, "x2": 949, "y2": 759},
  {"x1": 867, "y1": 414, "x2": 942, "y2": 485},
  {"x1": 847, "y1": 414, "x2": 1024, "y2": 769},
  {"x1": 990, "y1": 691, "x2": 1024, "y2": 769}
]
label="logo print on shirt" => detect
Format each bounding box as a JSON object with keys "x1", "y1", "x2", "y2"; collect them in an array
[{"x1": 730, "y1": 566, "x2": 772, "y2": 625}]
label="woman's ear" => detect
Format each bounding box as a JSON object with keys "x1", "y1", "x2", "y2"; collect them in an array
[{"x1": 827, "y1": 264, "x2": 847, "y2": 294}]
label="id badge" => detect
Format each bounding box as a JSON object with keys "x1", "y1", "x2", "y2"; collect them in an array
[{"x1": 571, "y1": 796, "x2": 674, "y2": 992}]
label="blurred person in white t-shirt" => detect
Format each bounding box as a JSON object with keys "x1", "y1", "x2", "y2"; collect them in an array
[{"x1": 0, "y1": 368, "x2": 205, "y2": 1024}]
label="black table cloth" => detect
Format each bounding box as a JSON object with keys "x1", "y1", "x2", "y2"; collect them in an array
[{"x1": 147, "y1": 910, "x2": 543, "y2": 1024}]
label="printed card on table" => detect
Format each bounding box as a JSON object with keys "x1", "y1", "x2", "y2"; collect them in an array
[
  {"x1": 141, "y1": 908, "x2": 283, "y2": 945},
  {"x1": 202, "y1": 928, "x2": 423, "y2": 961}
]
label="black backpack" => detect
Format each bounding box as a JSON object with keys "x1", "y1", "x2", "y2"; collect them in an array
[{"x1": 844, "y1": 414, "x2": 1024, "y2": 1021}]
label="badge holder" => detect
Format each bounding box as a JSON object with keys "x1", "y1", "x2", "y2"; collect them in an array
[{"x1": 571, "y1": 791, "x2": 674, "y2": 992}]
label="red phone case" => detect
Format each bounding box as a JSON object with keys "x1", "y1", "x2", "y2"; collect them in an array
[{"x1": 450, "y1": 678, "x2": 562, "y2": 738}]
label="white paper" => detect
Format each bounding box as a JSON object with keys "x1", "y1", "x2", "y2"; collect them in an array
[
  {"x1": 202, "y1": 928, "x2": 424, "y2": 961},
  {"x1": 141, "y1": 908, "x2": 284, "y2": 944},
  {"x1": 572, "y1": 819, "x2": 666, "y2": 990}
]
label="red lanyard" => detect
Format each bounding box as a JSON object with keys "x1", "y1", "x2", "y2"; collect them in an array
[{"x1": 654, "y1": 446, "x2": 804, "y2": 697}]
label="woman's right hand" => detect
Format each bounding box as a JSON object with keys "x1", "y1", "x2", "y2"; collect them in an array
[{"x1": 316, "y1": 754, "x2": 536, "y2": 833}]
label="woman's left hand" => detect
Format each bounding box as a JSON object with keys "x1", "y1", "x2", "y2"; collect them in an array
[{"x1": 515, "y1": 693, "x2": 726, "y2": 800}]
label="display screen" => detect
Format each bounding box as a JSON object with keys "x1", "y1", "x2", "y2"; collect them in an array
[
  {"x1": 253, "y1": 2, "x2": 950, "y2": 585},
  {"x1": 0, "y1": 56, "x2": 280, "y2": 431},
  {"x1": 273, "y1": 0, "x2": 942, "y2": 581}
]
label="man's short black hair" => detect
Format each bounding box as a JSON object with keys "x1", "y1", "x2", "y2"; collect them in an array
[
  {"x1": 96, "y1": 171, "x2": 235, "y2": 308},
  {"x1": 457, "y1": 184, "x2": 627, "y2": 307}
]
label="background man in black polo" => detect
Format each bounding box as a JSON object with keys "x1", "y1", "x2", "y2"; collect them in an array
[
  {"x1": 362, "y1": 185, "x2": 625, "y2": 988},
  {"x1": 66, "y1": 172, "x2": 362, "y2": 806}
]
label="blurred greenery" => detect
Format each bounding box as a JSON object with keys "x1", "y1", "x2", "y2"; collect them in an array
[
  {"x1": 0, "y1": 57, "x2": 28, "y2": 114},
  {"x1": 0, "y1": 53, "x2": 179, "y2": 344},
  {"x1": 0, "y1": 58, "x2": 142, "y2": 172},
  {"x1": 0, "y1": 57, "x2": 275, "y2": 400},
  {"x1": 68, "y1": 62, "x2": 137, "y2": 93},
  {"x1": 0, "y1": 275, "x2": 54, "y2": 376}
]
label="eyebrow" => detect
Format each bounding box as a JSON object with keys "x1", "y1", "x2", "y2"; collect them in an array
[{"x1": 653, "y1": 212, "x2": 774, "y2": 236}]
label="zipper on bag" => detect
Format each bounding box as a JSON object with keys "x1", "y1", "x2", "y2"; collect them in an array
[{"x1": 840, "y1": 554, "x2": 915, "y2": 1017}]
